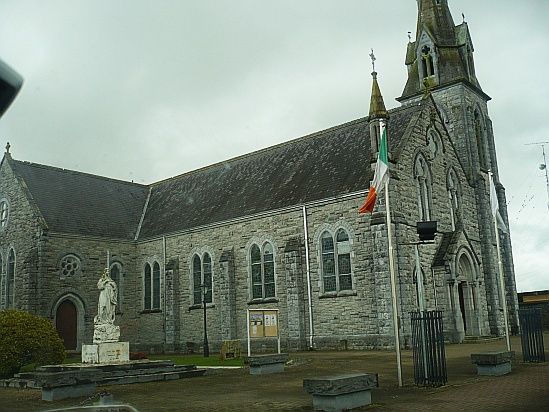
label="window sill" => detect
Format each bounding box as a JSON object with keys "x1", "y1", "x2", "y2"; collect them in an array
[
  {"x1": 140, "y1": 309, "x2": 162, "y2": 314},
  {"x1": 189, "y1": 303, "x2": 215, "y2": 311},
  {"x1": 319, "y1": 290, "x2": 357, "y2": 299},
  {"x1": 247, "y1": 297, "x2": 279, "y2": 305}
]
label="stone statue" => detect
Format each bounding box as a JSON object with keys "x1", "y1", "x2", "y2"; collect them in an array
[{"x1": 94, "y1": 268, "x2": 117, "y2": 325}]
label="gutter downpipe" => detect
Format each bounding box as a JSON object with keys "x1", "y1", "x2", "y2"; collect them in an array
[
  {"x1": 302, "y1": 205, "x2": 314, "y2": 349},
  {"x1": 163, "y1": 235, "x2": 167, "y2": 351}
]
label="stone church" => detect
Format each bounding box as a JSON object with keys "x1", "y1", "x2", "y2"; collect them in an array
[{"x1": 0, "y1": 0, "x2": 518, "y2": 353}]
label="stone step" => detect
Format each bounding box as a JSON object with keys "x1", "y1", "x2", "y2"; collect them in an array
[
  {"x1": 106, "y1": 364, "x2": 196, "y2": 377},
  {"x1": 35, "y1": 359, "x2": 177, "y2": 373},
  {"x1": 9, "y1": 361, "x2": 209, "y2": 391},
  {"x1": 99, "y1": 368, "x2": 215, "y2": 386}
]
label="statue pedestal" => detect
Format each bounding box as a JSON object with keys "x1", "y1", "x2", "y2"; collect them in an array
[
  {"x1": 82, "y1": 341, "x2": 129, "y2": 364},
  {"x1": 93, "y1": 323, "x2": 120, "y2": 343}
]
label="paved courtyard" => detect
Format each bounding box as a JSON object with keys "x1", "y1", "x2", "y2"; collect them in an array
[{"x1": 2, "y1": 334, "x2": 548, "y2": 411}]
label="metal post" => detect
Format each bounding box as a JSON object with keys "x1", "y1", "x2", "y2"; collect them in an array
[
  {"x1": 494, "y1": 219, "x2": 511, "y2": 351},
  {"x1": 302, "y1": 205, "x2": 315, "y2": 349},
  {"x1": 489, "y1": 171, "x2": 511, "y2": 352},
  {"x1": 247, "y1": 309, "x2": 251, "y2": 356},
  {"x1": 200, "y1": 283, "x2": 210, "y2": 357},
  {"x1": 414, "y1": 245, "x2": 425, "y2": 313},
  {"x1": 415, "y1": 244, "x2": 429, "y2": 382},
  {"x1": 385, "y1": 180, "x2": 403, "y2": 387},
  {"x1": 542, "y1": 144, "x2": 549, "y2": 210}
]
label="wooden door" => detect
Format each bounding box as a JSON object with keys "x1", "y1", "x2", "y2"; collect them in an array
[{"x1": 56, "y1": 300, "x2": 77, "y2": 350}]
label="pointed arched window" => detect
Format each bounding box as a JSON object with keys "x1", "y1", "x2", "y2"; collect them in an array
[
  {"x1": 415, "y1": 155, "x2": 432, "y2": 221},
  {"x1": 421, "y1": 45, "x2": 435, "y2": 78},
  {"x1": 321, "y1": 229, "x2": 352, "y2": 293},
  {"x1": 153, "y1": 262, "x2": 161, "y2": 309},
  {"x1": 7, "y1": 249, "x2": 15, "y2": 308},
  {"x1": 110, "y1": 262, "x2": 123, "y2": 311},
  {"x1": 250, "y1": 242, "x2": 275, "y2": 300},
  {"x1": 447, "y1": 168, "x2": 461, "y2": 230},
  {"x1": 144, "y1": 261, "x2": 161, "y2": 311},
  {"x1": 144, "y1": 263, "x2": 151, "y2": 310},
  {"x1": 193, "y1": 253, "x2": 213, "y2": 305},
  {"x1": 0, "y1": 200, "x2": 9, "y2": 228},
  {"x1": 474, "y1": 110, "x2": 487, "y2": 169}
]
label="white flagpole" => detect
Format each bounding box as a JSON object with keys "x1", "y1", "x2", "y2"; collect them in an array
[
  {"x1": 490, "y1": 172, "x2": 511, "y2": 351},
  {"x1": 385, "y1": 176, "x2": 403, "y2": 387},
  {"x1": 495, "y1": 214, "x2": 511, "y2": 351}
]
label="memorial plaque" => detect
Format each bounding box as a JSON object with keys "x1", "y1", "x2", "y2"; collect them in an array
[
  {"x1": 98, "y1": 341, "x2": 129, "y2": 363},
  {"x1": 81, "y1": 344, "x2": 99, "y2": 363}
]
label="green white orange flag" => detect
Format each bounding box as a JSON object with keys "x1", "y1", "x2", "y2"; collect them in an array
[{"x1": 359, "y1": 122, "x2": 389, "y2": 213}]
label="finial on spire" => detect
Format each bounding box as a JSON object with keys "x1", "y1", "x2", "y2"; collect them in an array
[
  {"x1": 368, "y1": 57, "x2": 388, "y2": 120},
  {"x1": 462, "y1": 12, "x2": 466, "y2": 23},
  {"x1": 408, "y1": 31, "x2": 412, "y2": 42},
  {"x1": 369, "y1": 49, "x2": 376, "y2": 72},
  {"x1": 5, "y1": 142, "x2": 10, "y2": 154}
]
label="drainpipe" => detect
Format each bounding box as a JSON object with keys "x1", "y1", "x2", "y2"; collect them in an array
[
  {"x1": 302, "y1": 205, "x2": 314, "y2": 349},
  {"x1": 163, "y1": 236, "x2": 167, "y2": 351}
]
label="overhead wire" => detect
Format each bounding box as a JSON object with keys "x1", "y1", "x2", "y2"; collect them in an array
[{"x1": 509, "y1": 148, "x2": 548, "y2": 291}]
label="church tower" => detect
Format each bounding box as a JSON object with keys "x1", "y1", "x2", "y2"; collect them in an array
[
  {"x1": 398, "y1": 0, "x2": 519, "y2": 336},
  {"x1": 398, "y1": 0, "x2": 491, "y2": 180}
]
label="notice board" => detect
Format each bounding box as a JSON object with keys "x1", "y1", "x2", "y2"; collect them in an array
[{"x1": 249, "y1": 309, "x2": 278, "y2": 338}]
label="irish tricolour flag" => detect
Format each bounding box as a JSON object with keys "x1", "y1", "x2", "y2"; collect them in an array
[{"x1": 359, "y1": 122, "x2": 389, "y2": 213}]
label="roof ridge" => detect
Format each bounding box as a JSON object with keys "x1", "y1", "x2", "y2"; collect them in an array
[{"x1": 12, "y1": 159, "x2": 148, "y2": 188}]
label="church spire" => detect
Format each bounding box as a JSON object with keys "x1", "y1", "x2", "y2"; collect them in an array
[
  {"x1": 415, "y1": 0, "x2": 456, "y2": 46},
  {"x1": 368, "y1": 50, "x2": 387, "y2": 157},
  {"x1": 368, "y1": 50, "x2": 387, "y2": 121},
  {"x1": 399, "y1": 0, "x2": 485, "y2": 102}
]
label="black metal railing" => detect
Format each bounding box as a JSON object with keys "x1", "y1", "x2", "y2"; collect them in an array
[
  {"x1": 411, "y1": 310, "x2": 448, "y2": 386},
  {"x1": 519, "y1": 308, "x2": 545, "y2": 363}
]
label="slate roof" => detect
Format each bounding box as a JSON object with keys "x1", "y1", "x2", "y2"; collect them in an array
[
  {"x1": 138, "y1": 103, "x2": 423, "y2": 239},
  {"x1": 4, "y1": 103, "x2": 424, "y2": 241},
  {"x1": 10, "y1": 159, "x2": 149, "y2": 239}
]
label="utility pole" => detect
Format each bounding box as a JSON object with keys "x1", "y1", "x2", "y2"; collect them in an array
[{"x1": 526, "y1": 142, "x2": 549, "y2": 210}]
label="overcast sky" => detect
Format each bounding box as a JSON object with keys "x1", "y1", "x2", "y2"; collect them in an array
[{"x1": 0, "y1": 0, "x2": 548, "y2": 293}]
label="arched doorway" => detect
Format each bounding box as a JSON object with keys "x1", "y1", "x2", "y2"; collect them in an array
[
  {"x1": 457, "y1": 253, "x2": 483, "y2": 336},
  {"x1": 458, "y1": 282, "x2": 467, "y2": 333},
  {"x1": 56, "y1": 300, "x2": 77, "y2": 350}
]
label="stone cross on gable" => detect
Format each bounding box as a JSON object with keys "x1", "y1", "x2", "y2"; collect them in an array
[{"x1": 5, "y1": 142, "x2": 10, "y2": 154}]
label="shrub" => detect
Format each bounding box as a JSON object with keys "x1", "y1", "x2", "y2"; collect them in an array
[{"x1": 0, "y1": 310, "x2": 66, "y2": 377}]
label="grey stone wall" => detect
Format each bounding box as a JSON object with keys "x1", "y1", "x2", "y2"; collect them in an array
[
  {"x1": 0, "y1": 159, "x2": 43, "y2": 313},
  {"x1": 1, "y1": 86, "x2": 515, "y2": 353},
  {"x1": 128, "y1": 99, "x2": 495, "y2": 351}
]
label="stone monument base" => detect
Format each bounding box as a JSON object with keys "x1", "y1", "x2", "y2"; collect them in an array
[
  {"x1": 93, "y1": 322, "x2": 121, "y2": 343},
  {"x1": 82, "y1": 341, "x2": 129, "y2": 364}
]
